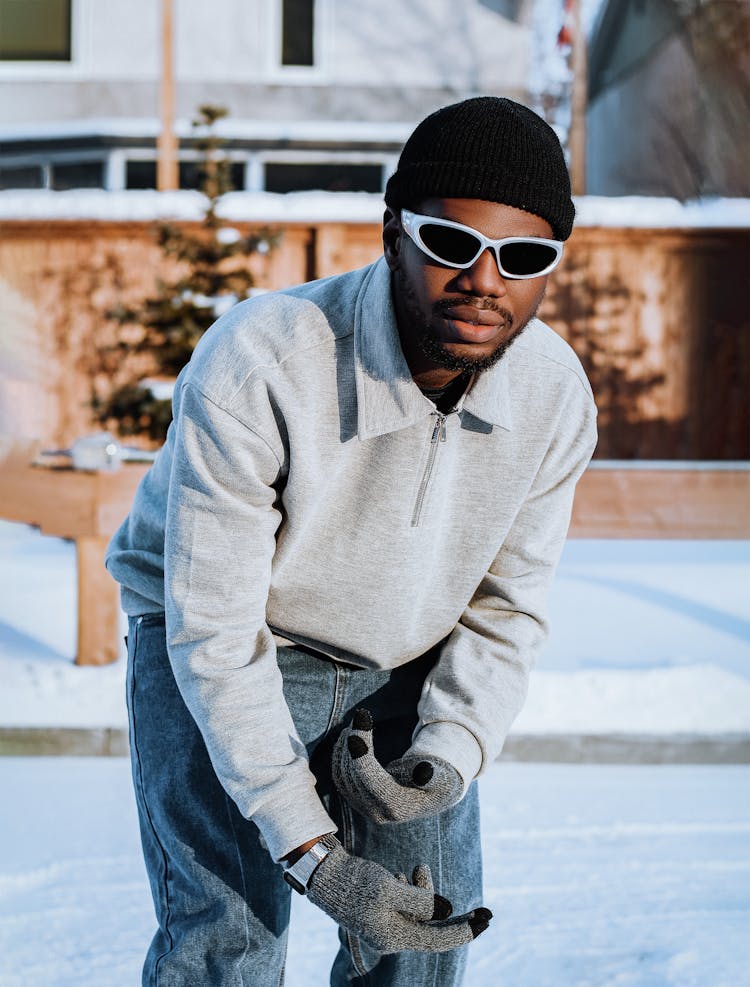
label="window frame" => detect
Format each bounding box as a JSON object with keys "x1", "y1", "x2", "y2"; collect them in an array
[
  {"x1": 0, "y1": 0, "x2": 91, "y2": 77},
  {"x1": 0, "y1": 0, "x2": 72, "y2": 61},
  {"x1": 265, "y1": 0, "x2": 331, "y2": 82},
  {"x1": 280, "y1": 0, "x2": 314, "y2": 68}
]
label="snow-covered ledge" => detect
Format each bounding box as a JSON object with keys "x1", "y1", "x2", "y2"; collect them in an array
[{"x1": 0, "y1": 189, "x2": 749, "y2": 228}]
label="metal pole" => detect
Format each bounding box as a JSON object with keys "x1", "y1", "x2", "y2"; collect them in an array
[
  {"x1": 568, "y1": 0, "x2": 588, "y2": 196},
  {"x1": 157, "y1": 0, "x2": 179, "y2": 191}
]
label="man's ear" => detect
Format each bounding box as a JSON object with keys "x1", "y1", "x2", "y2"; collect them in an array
[{"x1": 382, "y1": 208, "x2": 401, "y2": 271}]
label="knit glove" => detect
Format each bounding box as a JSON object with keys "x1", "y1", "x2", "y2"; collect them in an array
[
  {"x1": 307, "y1": 836, "x2": 492, "y2": 953},
  {"x1": 332, "y1": 708, "x2": 464, "y2": 824}
]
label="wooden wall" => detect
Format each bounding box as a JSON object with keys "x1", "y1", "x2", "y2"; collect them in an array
[{"x1": 0, "y1": 218, "x2": 747, "y2": 459}]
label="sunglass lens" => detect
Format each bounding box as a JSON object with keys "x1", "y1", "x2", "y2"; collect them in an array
[
  {"x1": 419, "y1": 223, "x2": 481, "y2": 265},
  {"x1": 499, "y1": 241, "x2": 558, "y2": 276}
]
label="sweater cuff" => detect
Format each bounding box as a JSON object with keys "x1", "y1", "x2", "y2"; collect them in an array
[
  {"x1": 409, "y1": 721, "x2": 483, "y2": 793},
  {"x1": 252, "y1": 781, "x2": 338, "y2": 863}
]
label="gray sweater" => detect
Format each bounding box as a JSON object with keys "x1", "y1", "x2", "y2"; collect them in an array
[{"x1": 106, "y1": 257, "x2": 597, "y2": 861}]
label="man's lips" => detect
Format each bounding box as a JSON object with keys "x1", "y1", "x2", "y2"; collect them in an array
[
  {"x1": 442, "y1": 305, "x2": 503, "y2": 326},
  {"x1": 438, "y1": 305, "x2": 507, "y2": 343}
]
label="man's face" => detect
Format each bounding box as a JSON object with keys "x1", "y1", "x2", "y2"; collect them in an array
[{"x1": 384, "y1": 197, "x2": 555, "y2": 384}]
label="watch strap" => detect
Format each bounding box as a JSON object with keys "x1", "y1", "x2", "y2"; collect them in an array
[{"x1": 283, "y1": 833, "x2": 338, "y2": 894}]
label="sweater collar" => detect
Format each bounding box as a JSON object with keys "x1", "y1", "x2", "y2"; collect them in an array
[{"x1": 354, "y1": 258, "x2": 513, "y2": 440}]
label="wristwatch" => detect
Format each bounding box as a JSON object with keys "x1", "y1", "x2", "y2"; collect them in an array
[{"x1": 282, "y1": 833, "x2": 338, "y2": 895}]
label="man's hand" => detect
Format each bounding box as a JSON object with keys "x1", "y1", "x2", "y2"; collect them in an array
[
  {"x1": 332, "y1": 708, "x2": 464, "y2": 824},
  {"x1": 307, "y1": 836, "x2": 491, "y2": 954}
]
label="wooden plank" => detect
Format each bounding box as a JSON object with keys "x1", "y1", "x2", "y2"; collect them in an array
[
  {"x1": 314, "y1": 224, "x2": 348, "y2": 277},
  {"x1": 0, "y1": 456, "x2": 148, "y2": 539},
  {"x1": 570, "y1": 467, "x2": 750, "y2": 538},
  {"x1": 157, "y1": 0, "x2": 178, "y2": 192},
  {"x1": 76, "y1": 536, "x2": 120, "y2": 666},
  {"x1": 92, "y1": 466, "x2": 150, "y2": 536}
]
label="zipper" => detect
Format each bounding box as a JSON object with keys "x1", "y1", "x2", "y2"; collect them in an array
[{"x1": 411, "y1": 412, "x2": 447, "y2": 527}]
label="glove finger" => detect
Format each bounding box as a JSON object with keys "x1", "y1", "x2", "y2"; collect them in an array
[
  {"x1": 410, "y1": 863, "x2": 434, "y2": 894},
  {"x1": 351, "y1": 754, "x2": 423, "y2": 805},
  {"x1": 334, "y1": 720, "x2": 425, "y2": 817},
  {"x1": 395, "y1": 907, "x2": 493, "y2": 952},
  {"x1": 387, "y1": 870, "x2": 445, "y2": 922},
  {"x1": 388, "y1": 755, "x2": 460, "y2": 797},
  {"x1": 331, "y1": 716, "x2": 380, "y2": 799},
  {"x1": 411, "y1": 761, "x2": 435, "y2": 786},
  {"x1": 345, "y1": 707, "x2": 374, "y2": 759},
  {"x1": 407, "y1": 865, "x2": 453, "y2": 919},
  {"x1": 331, "y1": 709, "x2": 370, "y2": 771},
  {"x1": 332, "y1": 709, "x2": 381, "y2": 786},
  {"x1": 395, "y1": 872, "x2": 408, "y2": 884}
]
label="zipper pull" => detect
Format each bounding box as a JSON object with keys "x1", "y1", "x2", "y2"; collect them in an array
[{"x1": 432, "y1": 414, "x2": 447, "y2": 443}]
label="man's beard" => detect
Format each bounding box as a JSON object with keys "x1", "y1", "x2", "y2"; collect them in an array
[
  {"x1": 418, "y1": 309, "x2": 526, "y2": 373},
  {"x1": 396, "y1": 267, "x2": 534, "y2": 374}
]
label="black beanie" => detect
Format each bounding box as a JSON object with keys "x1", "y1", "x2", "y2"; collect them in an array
[{"x1": 385, "y1": 96, "x2": 575, "y2": 240}]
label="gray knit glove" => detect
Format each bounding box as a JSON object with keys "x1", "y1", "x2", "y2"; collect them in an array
[
  {"x1": 307, "y1": 836, "x2": 492, "y2": 953},
  {"x1": 332, "y1": 709, "x2": 464, "y2": 824}
]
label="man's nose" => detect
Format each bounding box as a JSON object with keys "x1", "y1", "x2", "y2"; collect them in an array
[{"x1": 454, "y1": 247, "x2": 508, "y2": 297}]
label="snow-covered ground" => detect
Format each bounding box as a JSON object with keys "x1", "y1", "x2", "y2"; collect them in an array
[
  {"x1": 1, "y1": 520, "x2": 749, "y2": 984},
  {"x1": 2, "y1": 757, "x2": 748, "y2": 986}
]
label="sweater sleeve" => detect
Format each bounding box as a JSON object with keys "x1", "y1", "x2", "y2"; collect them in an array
[
  {"x1": 164, "y1": 381, "x2": 336, "y2": 861},
  {"x1": 410, "y1": 392, "x2": 598, "y2": 787}
]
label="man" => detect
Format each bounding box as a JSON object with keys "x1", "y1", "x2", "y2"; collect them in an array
[{"x1": 106, "y1": 96, "x2": 597, "y2": 985}]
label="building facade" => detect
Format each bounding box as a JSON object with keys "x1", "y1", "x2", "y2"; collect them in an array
[{"x1": 0, "y1": 0, "x2": 534, "y2": 193}]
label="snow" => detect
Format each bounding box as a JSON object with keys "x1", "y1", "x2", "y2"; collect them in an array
[
  {"x1": 0, "y1": 116, "x2": 412, "y2": 144},
  {"x1": 1, "y1": 757, "x2": 748, "y2": 986},
  {"x1": 1, "y1": 519, "x2": 749, "y2": 983},
  {"x1": 574, "y1": 196, "x2": 750, "y2": 229},
  {"x1": 2, "y1": 187, "x2": 750, "y2": 227}
]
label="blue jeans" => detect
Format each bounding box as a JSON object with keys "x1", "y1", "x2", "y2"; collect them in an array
[{"x1": 127, "y1": 612, "x2": 483, "y2": 986}]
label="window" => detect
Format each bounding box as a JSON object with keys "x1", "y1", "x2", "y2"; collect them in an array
[
  {"x1": 179, "y1": 160, "x2": 246, "y2": 191},
  {"x1": 0, "y1": 158, "x2": 104, "y2": 189},
  {"x1": 264, "y1": 162, "x2": 383, "y2": 194},
  {"x1": 0, "y1": 164, "x2": 44, "y2": 188},
  {"x1": 51, "y1": 160, "x2": 104, "y2": 189},
  {"x1": 0, "y1": 0, "x2": 71, "y2": 61},
  {"x1": 281, "y1": 0, "x2": 314, "y2": 66},
  {"x1": 125, "y1": 160, "x2": 246, "y2": 191},
  {"x1": 125, "y1": 160, "x2": 157, "y2": 190}
]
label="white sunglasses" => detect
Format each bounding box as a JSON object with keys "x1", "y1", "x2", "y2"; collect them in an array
[{"x1": 401, "y1": 209, "x2": 563, "y2": 279}]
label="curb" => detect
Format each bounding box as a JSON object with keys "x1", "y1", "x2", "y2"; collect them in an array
[
  {"x1": 1, "y1": 728, "x2": 749, "y2": 763},
  {"x1": 0, "y1": 727, "x2": 129, "y2": 757},
  {"x1": 500, "y1": 733, "x2": 750, "y2": 764}
]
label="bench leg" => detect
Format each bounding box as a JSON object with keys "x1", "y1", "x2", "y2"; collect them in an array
[{"x1": 75, "y1": 535, "x2": 120, "y2": 666}]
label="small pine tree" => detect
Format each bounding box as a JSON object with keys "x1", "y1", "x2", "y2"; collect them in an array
[{"x1": 93, "y1": 104, "x2": 278, "y2": 443}]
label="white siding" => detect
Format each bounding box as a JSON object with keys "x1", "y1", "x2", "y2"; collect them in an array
[{"x1": 0, "y1": 0, "x2": 532, "y2": 128}]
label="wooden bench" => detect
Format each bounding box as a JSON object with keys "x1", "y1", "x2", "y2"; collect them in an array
[{"x1": 0, "y1": 440, "x2": 148, "y2": 665}]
